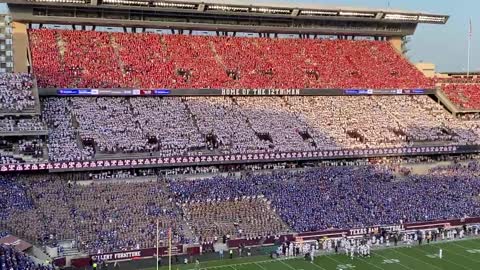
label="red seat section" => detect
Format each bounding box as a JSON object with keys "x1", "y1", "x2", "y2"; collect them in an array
[
  {"x1": 29, "y1": 29, "x2": 432, "y2": 89},
  {"x1": 442, "y1": 83, "x2": 480, "y2": 110}
]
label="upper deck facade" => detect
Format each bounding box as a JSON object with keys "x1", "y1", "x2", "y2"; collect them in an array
[{"x1": 1, "y1": 0, "x2": 448, "y2": 37}]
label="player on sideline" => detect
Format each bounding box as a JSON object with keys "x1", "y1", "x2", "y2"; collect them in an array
[
  {"x1": 439, "y1": 249, "x2": 443, "y2": 259},
  {"x1": 350, "y1": 245, "x2": 355, "y2": 260},
  {"x1": 344, "y1": 240, "x2": 350, "y2": 256},
  {"x1": 406, "y1": 235, "x2": 413, "y2": 248},
  {"x1": 310, "y1": 245, "x2": 316, "y2": 263}
]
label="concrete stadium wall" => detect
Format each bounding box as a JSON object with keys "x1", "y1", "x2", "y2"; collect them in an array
[
  {"x1": 12, "y1": 21, "x2": 29, "y2": 73},
  {"x1": 388, "y1": 36, "x2": 402, "y2": 54}
]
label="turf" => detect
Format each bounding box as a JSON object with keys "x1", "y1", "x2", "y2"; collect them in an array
[{"x1": 144, "y1": 238, "x2": 480, "y2": 270}]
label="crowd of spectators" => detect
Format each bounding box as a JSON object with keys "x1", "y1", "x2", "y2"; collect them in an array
[
  {"x1": 170, "y1": 165, "x2": 480, "y2": 232},
  {"x1": 0, "y1": 244, "x2": 53, "y2": 270},
  {"x1": 442, "y1": 83, "x2": 480, "y2": 110},
  {"x1": 0, "y1": 117, "x2": 46, "y2": 133},
  {"x1": 17, "y1": 139, "x2": 45, "y2": 158},
  {"x1": 183, "y1": 197, "x2": 290, "y2": 243},
  {"x1": 0, "y1": 178, "x2": 34, "y2": 223},
  {"x1": 42, "y1": 98, "x2": 93, "y2": 162},
  {"x1": 0, "y1": 155, "x2": 20, "y2": 165},
  {"x1": 435, "y1": 77, "x2": 480, "y2": 84},
  {"x1": 0, "y1": 73, "x2": 35, "y2": 112},
  {"x1": 1, "y1": 177, "x2": 187, "y2": 255},
  {"x1": 0, "y1": 138, "x2": 46, "y2": 165},
  {"x1": 71, "y1": 97, "x2": 204, "y2": 156},
  {"x1": 1, "y1": 161, "x2": 480, "y2": 254},
  {"x1": 29, "y1": 29, "x2": 432, "y2": 89},
  {"x1": 39, "y1": 95, "x2": 480, "y2": 162},
  {"x1": 85, "y1": 169, "x2": 156, "y2": 181}
]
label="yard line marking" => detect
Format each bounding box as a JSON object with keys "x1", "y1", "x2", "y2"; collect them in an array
[
  {"x1": 278, "y1": 259, "x2": 297, "y2": 270},
  {"x1": 324, "y1": 254, "x2": 385, "y2": 270},
  {"x1": 356, "y1": 256, "x2": 385, "y2": 270},
  {"x1": 440, "y1": 244, "x2": 480, "y2": 263},
  {"x1": 449, "y1": 240, "x2": 480, "y2": 256},
  {"x1": 390, "y1": 248, "x2": 442, "y2": 270},
  {"x1": 229, "y1": 265, "x2": 237, "y2": 270},
  {"x1": 373, "y1": 251, "x2": 413, "y2": 270},
  {"x1": 299, "y1": 257, "x2": 328, "y2": 270},
  {"x1": 411, "y1": 246, "x2": 474, "y2": 270},
  {"x1": 311, "y1": 261, "x2": 328, "y2": 270},
  {"x1": 254, "y1": 262, "x2": 267, "y2": 270},
  {"x1": 322, "y1": 255, "x2": 346, "y2": 267}
]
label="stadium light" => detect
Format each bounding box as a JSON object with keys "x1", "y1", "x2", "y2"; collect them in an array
[
  {"x1": 300, "y1": 10, "x2": 338, "y2": 16},
  {"x1": 103, "y1": 0, "x2": 149, "y2": 6},
  {"x1": 207, "y1": 5, "x2": 249, "y2": 12},
  {"x1": 384, "y1": 14, "x2": 419, "y2": 21},
  {"x1": 26, "y1": 0, "x2": 87, "y2": 3},
  {"x1": 418, "y1": 16, "x2": 446, "y2": 23},
  {"x1": 153, "y1": 2, "x2": 196, "y2": 9},
  {"x1": 250, "y1": 7, "x2": 291, "y2": 14},
  {"x1": 339, "y1": 11, "x2": 376, "y2": 17}
]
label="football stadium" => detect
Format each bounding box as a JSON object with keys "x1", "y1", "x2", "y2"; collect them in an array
[{"x1": 0, "y1": 0, "x2": 479, "y2": 269}]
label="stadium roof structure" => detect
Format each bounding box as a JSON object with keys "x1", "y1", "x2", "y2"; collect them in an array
[
  {"x1": 440, "y1": 71, "x2": 480, "y2": 76},
  {"x1": 2, "y1": 0, "x2": 449, "y2": 37}
]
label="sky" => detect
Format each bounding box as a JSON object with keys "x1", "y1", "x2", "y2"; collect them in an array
[{"x1": 0, "y1": 0, "x2": 477, "y2": 72}]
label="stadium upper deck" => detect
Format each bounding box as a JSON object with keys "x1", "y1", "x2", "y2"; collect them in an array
[
  {"x1": 29, "y1": 29, "x2": 431, "y2": 89},
  {"x1": 3, "y1": 0, "x2": 448, "y2": 37}
]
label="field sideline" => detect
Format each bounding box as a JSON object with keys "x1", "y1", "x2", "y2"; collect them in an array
[{"x1": 144, "y1": 238, "x2": 480, "y2": 270}]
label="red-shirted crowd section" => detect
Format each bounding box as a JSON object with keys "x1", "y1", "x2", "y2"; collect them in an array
[
  {"x1": 441, "y1": 83, "x2": 480, "y2": 110},
  {"x1": 29, "y1": 29, "x2": 432, "y2": 89}
]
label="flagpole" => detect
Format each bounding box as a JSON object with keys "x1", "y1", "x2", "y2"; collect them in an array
[
  {"x1": 468, "y1": 32, "x2": 471, "y2": 77},
  {"x1": 168, "y1": 227, "x2": 172, "y2": 270},
  {"x1": 467, "y1": 18, "x2": 472, "y2": 77},
  {"x1": 156, "y1": 219, "x2": 159, "y2": 270}
]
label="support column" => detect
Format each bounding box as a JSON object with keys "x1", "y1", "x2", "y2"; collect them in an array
[
  {"x1": 387, "y1": 36, "x2": 402, "y2": 54},
  {"x1": 12, "y1": 22, "x2": 29, "y2": 73}
]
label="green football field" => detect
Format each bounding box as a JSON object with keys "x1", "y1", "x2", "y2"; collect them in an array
[{"x1": 145, "y1": 238, "x2": 480, "y2": 270}]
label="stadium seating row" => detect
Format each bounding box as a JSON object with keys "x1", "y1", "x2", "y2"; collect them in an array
[
  {"x1": 0, "y1": 73, "x2": 35, "y2": 112},
  {"x1": 0, "y1": 116, "x2": 46, "y2": 133},
  {"x1": 442, "y1": 83, "x2": 480, "y2": 110},
  {"x1": 0, "y1": 244, "x2": 53, "y2": 270},
  {"x1": 2, "y1": 162, "x2": 480, "y2": 254},
  {"x1": 29, "y1": 29, "x2": 432, "y2": 89},
  {"x1": 39, "y1": 95, "x2": 480, "y2": 162}
]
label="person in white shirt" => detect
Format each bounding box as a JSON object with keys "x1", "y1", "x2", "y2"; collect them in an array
[{"x1": 310, "y1": 245, "x2": 316, "y2": 263}]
